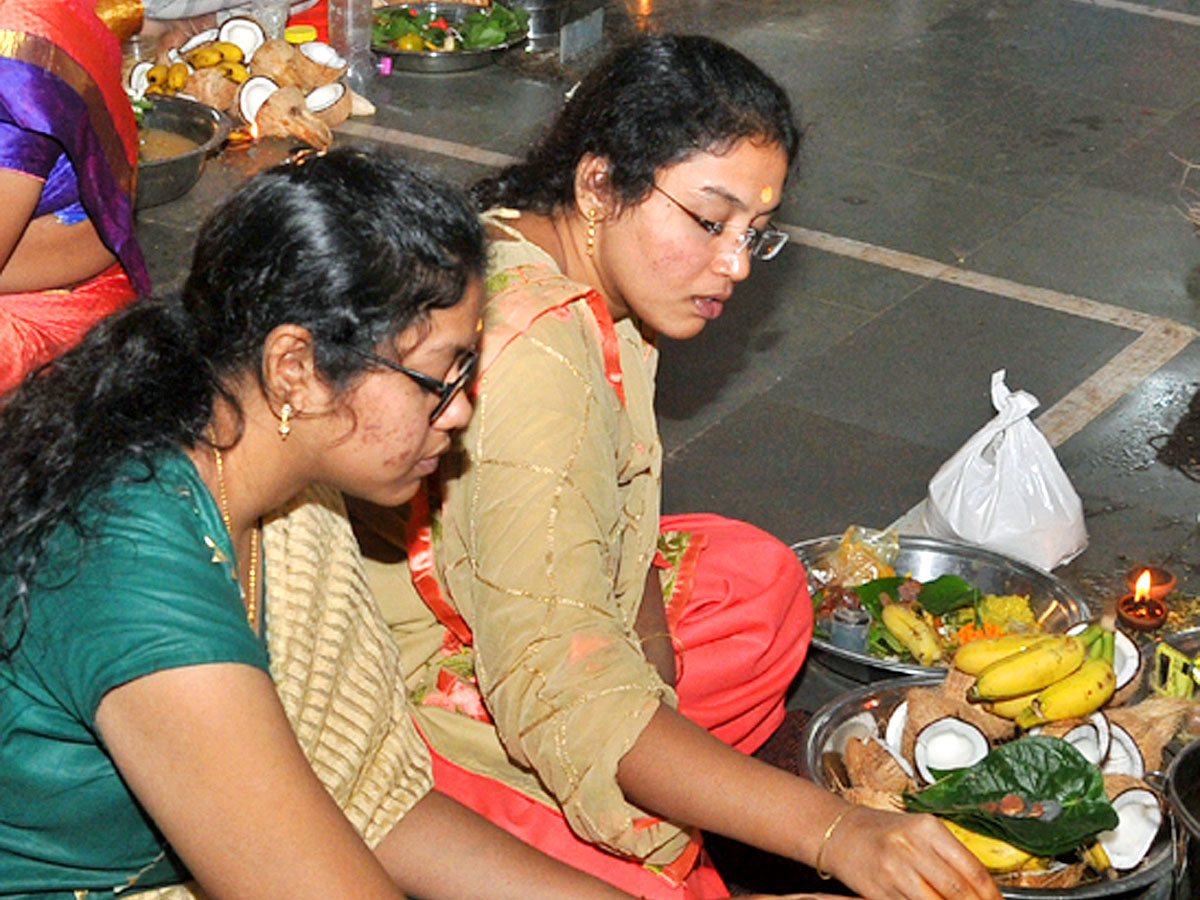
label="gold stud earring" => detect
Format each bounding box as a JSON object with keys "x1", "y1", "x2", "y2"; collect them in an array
[
  {"x1": 278, "y1": 402, "x2": 293, "y2": 440},
  {"x1": 586, "y1": 209, "x2": 597, "y2": 257}
]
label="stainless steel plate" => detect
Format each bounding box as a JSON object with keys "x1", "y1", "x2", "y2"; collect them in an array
[
  {"x1": 793, "y1": 534, "x2": 1092, "y2": 681},
  {"x1": 801, "y1": 674, "x2": 1175, "y2": 899},
  {"x1": 373, "y1": 3, "x2": 527, "y2": 73}
]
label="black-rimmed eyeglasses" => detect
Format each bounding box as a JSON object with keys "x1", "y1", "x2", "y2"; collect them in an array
[
  {"x1": 652, "y1": 184, "x2": 789, "y2": 261},
  {"x1": 351, "y1": 347, "x2": 479, "y2": 423}
]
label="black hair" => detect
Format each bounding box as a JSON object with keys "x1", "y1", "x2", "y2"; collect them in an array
[
  {"x1": 472, "y1": 34, "x2": 801, "y2": 214},
  {"x1": 0, "y1": 146, "x2": 485, "y2": 660}
]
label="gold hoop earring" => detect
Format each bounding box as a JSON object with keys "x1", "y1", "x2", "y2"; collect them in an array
[
  {"x1": 278, "y1": 402, "x2": 293, "y2": 440},
  {"x1": 586, "y1": 209, "x2": 597, "y2": 257}
]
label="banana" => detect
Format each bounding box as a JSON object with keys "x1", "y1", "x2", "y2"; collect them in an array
[
  {"x1": 941, "y1": 819, "x2": 1049, "y2": 873},
  {"x1": 1014, "y1": 658, "x2": 1117, "y2": 728},
  {"x1": 954, "y1": 633, "x2": 1056, "y2": 675},
  {"x1": 167, "y1": 62, "x2": 190, "y2": 91},
  {"x1": 212, "y1": 41, "x2": 244, "y2": 62},
  {"x1": 188, "y1": 46, "x2": 223, "y2": 69},
  {"x1": 145, "y1": 63, "x2": 169, "y2": 85},
  {"x1": 984, "y1": 690, "x2": 1039, "y2": 720},
  {"x1": 881, "y1": 602, "x2": 943, "y2": 666},
  {"x1": 217, "y1": 61, "x2": 249, "y2": 83},
  {"x1": 1081, "y1": 841, "x2": 1110, "y2": 873},
  {"x1": 968, "y1": 635, "x2": 1086, "y2": 701}
]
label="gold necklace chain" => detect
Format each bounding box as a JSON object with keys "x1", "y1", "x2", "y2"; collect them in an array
[{"x1": 211, "y1": 442, "x2": 260, "y2": 630}]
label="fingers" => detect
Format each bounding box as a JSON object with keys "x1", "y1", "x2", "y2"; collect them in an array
[
  {"x1": 895, "y1": 815, "x2": 1002, "y2": 900},
  {"x1": 828, "y1": 809, "x2": 1001, "y2": 900}
]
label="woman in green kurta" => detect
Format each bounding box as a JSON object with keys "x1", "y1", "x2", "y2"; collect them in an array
[{"x1": 0, "y1": 148, "x2": 645, "y2": 900}]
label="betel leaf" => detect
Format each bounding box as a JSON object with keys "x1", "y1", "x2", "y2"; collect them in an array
[
  {"x1": 916, "y1": 574, "x2": 980, "y2": 617},
  {"x1": 848, "y1": 576, "x2": 906, "y2": 620},
  {"x1": 903, "y1": 736, "x2": 1118, "y2": 856}
]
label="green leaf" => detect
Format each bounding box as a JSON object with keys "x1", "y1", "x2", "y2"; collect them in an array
[
  {"x1": 903, "y1": 736, "x2": 1118, "y2": 856},
  {"x1": 916, "y1": 574, "x2": 980, "y2": 616},
  {"x1": 849, "y1": 576, "x2": 906, "y2": 620}
]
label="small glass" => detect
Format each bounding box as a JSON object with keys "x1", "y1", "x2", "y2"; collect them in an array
[
  {"x1": 222, "y1": 0, "x2": 290, "y2": 39},
  {"x1": 121, "y1": 33, "x2": 159, "y2": 88},
  {"x1": 830, "y1": 605, "x2": 871, "y2": 653}
]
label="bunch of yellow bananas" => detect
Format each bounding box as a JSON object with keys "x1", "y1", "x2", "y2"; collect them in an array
[
  {"x1": 143, "y1": 42, "x2": 248, "y2": 97},
  {"x1": 956, "y1": 626, "x2": 1116, "y2": 726},
  {"x1": 880, "y1": 602, "x2": 943, "y2": 666}
]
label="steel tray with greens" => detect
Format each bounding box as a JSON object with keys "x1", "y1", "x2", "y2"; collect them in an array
[
  {"x1": 795, "y1": 531, "x2": 1089, "y2": 676},
  {"x1": 372, "y1": 3, "x2": 528, "y2": 53}
]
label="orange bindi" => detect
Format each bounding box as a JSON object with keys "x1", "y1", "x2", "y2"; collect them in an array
[{"x1": 760, "y1": 186, "x2": 773, "y2": 204}]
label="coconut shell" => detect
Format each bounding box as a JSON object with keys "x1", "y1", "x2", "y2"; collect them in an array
[
  {"x1": 940, "y1": 667, "x2": 976, "y2": 703},
  {"x1": 843, "y1": 737, "x2": 912, "y2": 793},
  {"x1": 250, "y1": 38, "x2": 303, "y2": 87},
  {"x1": 1036, "y1": 717, "x2": 1089, "y2": 740},
  {"x1": 294, "y1": 52, "x2": 346, "y2": 89},
  {"x1": 841, "y1": 785, "x2": 905, "y2": 812},
  {"x1": 349, "y1": 89, "x2": 376, "y2": 117},
  {"x1": 995, "y1": 862, "x2": 1085, "y2": 890},
  {"x1": 311, "y1": 86, "x2": 352, "y2": 129},
  {"x1": 1107, "y1": 696, "x2": 1191, "y2": 772},
  {"x1": 1102, "y1": 772, "x2": 1157, "y2": 802},
  {"x1": 256, "y1": 85, "x2": 333, "y2": 150},
  {"x1": 184, "y1": 66, "x2": 238, "y2": 111}
]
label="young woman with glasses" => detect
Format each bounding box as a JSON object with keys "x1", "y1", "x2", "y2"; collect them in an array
[
  {"x1": 353, "y1": 35, "x2": 1000, "y2": 900},
  {"x1": 0, "y1": 147, "x2": 689, "y2": 900}
]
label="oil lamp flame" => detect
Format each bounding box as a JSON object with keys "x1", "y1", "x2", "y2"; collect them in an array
[
  {"x1": 249, "y1": 121, "x2": 259, "y2": 140},
  {"x1": 1135, "y1": 569, "x2": 1152, "y2": 602}
]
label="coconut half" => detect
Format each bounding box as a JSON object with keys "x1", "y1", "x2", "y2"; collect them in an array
[
  {"x1": 885, "y1": 700, "x2": 907, "y2": 757},
  {"x1": 218, "y1": 16, "x2": 266, "y2": 63},
  {"x1": 295, "y1": 41, "x2": 347, "y2": 87},
  {"x1": 237, "y1": 75, "x2": 279, "y2": 126},
  {"x1": 1101, "y1": 722, "x2": 1146, "y2": 778},
  {"x1": 1096, "y1": 779, "x2": 1162, "y2": 870},
  {"x1": 305, "y1": 81, "x2": 351, "y2": 128},
  {"x1": 844, "y1": 735, "x2": 913, "y2": 793},
  {"x1": 128, "y1": 59, "x2": 155, "y2": 98},
  {"x1": 827, "y1": 710, "x2": 878, "y2": 756},
  {"x1": 913, "y1": 718, "x2": 989, "y2": 784},
  {"x1": 179, "y1": 27, "x2": 220, "y2": 55},
  {"x1": 1031, "y1": 712, "x2": 1111, "y2": 766}
]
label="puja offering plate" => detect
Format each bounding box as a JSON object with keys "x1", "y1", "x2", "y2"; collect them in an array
[
  {"x1": 372, "y1": 3, "x2": 528, "y2": 74},
  {"x1": 792, "y1": 534, "x2": 1091, "y2": 682},
  {"x1": 800, "y1": 675, "x2": 1175, "y2": 899}
]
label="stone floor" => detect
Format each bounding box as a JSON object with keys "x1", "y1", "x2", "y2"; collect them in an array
[{"x1": 135, "y1": 1, "x2": 1200, "y2": 894}]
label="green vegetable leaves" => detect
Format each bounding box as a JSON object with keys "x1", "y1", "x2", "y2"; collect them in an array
[
  {"x1": 903, "y1": 736, "x2": 1118, "y2": 856},
  {"x1": 372, "y1": 3, "x2": 529, "y2": 51},
  {"x1": 916, "y1": 574, "x2": 980, "y2": 617}
]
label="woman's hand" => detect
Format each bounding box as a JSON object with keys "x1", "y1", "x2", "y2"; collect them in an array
[{"x1": 821, "y1": 807, "x2": 1001, "y2": 900}]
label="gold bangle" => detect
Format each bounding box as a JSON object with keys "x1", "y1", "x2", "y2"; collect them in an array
[{"x1": 815, "y1": 806, "x2": 853, "y2": 880}]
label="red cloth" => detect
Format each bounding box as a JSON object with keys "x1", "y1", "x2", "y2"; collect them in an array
[
  {"x1": 424, "y1": 513, "x2": 812, "y2": 900},
  {"x1": 0, "y1": 263, "x2": 136, "y2": 396},
  {"x1": 289, "y1": 0, "x2": 330, "y2": 43}
]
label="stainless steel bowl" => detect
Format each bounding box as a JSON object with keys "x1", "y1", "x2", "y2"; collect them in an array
[
  {"x1": 373, "y1": 3, "x2": 527, "y2": 74},
  {"x1": 801, "y1": 674, "x2": 1175, "y2": 899},
  {"x1": 793, "y1": 534, "x2": 1092, "y2": 681},
  {"x1": 136, "y1": 96, "x2": 230, "y2": 210}
]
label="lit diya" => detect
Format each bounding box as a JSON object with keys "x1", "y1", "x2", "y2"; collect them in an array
[{"x1": 1117, "y1": 569, "x2": 1168, "y2": 632}]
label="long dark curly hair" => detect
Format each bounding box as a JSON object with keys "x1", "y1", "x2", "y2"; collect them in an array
[
  {"x1": 0, "y1": 147, "x2": 486, "y2": 660},
  {"x1": 472, "y1": 34, "x2": 801, "y2": 214}
]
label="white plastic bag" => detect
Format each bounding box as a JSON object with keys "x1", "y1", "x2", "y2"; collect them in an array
[{"x1": 921, "y1": 370, "x2": 1087, "y2": 571}]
